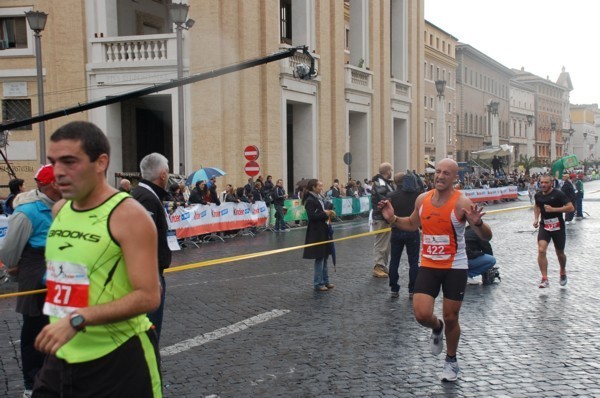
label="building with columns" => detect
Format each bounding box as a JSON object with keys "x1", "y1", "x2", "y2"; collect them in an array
[
  {"x1": 570, "y1": 104, "x2": 598, "y2": 162},
  {"x1": 509, "y1": 80, "x2": 535, "y2": 162},
  {"x1": 423, "y1": 20, "x2": 457, "y2": 164},
  {"x1": 0, "y1": 1, "x2": 88, "y2": 187},
  {"x1": 1, "y1": 0, "x2": 426, "y2": 192},
  {"x1": 454, "y1": 43, "x2": 513, "y2": 163},
  {"x1": 512, "y1": 67, "x2": 570, "y2": 164}
]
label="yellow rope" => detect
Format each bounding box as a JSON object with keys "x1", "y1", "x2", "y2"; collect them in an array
[{"x1": 0, "y1": 203, "x2": 532, "y2": 300}]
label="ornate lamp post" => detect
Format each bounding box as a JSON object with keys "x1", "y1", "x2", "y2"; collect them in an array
[
  {"x1": 435, "y1": 80, "x2": 446, "y2": 163},
  {"x1": 550, "y1": 121, "x2": 557, "y2": 161},
  {"x1": 168, "y1": 2, "x2": 194, "y2": 176},
  {"x1": 487, "y1": 100, "x2": 499, "y2": 146},
  {"x1": 526, "y1": 114, "x2": 534, "y2": 158},
  {"x1": 25, "y1": 10, "x2": 48, "y2": 164}
]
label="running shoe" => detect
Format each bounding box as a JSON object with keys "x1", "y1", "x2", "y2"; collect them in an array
[
  {"x1": 440, "y1": 360, "x2": 460, "y2": 382},
  {"x1": 539, "y1": 278, "x2": 549, "y2": 288},
  {"x1": 430, "y1": 319, "x2": 445, "y2": 355},
  {"x1": 560, "y1": 273, "x2": 568, "y2": 286},
  {"x1": 390, "y1": 291, "x2": 399, "y2": 299}
]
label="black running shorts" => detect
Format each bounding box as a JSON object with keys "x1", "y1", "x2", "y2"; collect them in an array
[
  {"x1": 33, "y1": 330, "x2": 161, "y2": 398},
  {"x1": 413, "y1": 267, "x2": 468, "y2": 301},
  {"x1": 537, "y1": 227, "x2": 566, "y2": 251}
]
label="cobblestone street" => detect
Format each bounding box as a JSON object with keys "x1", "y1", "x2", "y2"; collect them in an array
[{"x1": 2, "y1": 181, "x2": 600, "y2": 397}]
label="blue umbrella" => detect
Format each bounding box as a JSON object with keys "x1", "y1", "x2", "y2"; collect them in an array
[{"x1": 186, "y1": 167, "x2": 227, "y2": 186}]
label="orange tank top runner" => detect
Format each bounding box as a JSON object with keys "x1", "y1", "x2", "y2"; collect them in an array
[{"x1": 418, "y1": 189, "x2": 468, "y2": 270}]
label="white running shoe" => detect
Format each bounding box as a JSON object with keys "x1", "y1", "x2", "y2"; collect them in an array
[
  {"x1": 539, "y1": 278, "x2": 549, "y2": 288},
  {"x1": 430, "y1": 319, "x2": 445, "y2": 355},
  {"x1": 441, "y1": 360, "x2": 460, "y2": 382},
  {"x1": 560, "y1": 273, "x2": 568, "y2": 286},
  {"x1": 467, "y1": 276, "x2": 481, "y2": 285}
]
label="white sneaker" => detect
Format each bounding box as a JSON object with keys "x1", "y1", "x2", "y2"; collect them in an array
[
  {"x1": 441, "y1": 360, "x2": 460, "y2": 382},
  {"x1": 430, "y1": 319, "x2": 445, "y2": 355},
  {"x1": 467, "y1": 276, "x2": 481, "y2": 285},
  {"x1": 23, "y1": 390, "x2": 33, "y2": 398}
]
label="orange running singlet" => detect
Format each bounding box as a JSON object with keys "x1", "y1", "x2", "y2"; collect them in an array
[{"x1": 418, "y1": 189, "x2": 468, "y2": 270}]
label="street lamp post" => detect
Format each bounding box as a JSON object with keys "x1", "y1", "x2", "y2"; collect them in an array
[
  {"x1": 566, "y1": 128, "x2": 574, "y2": 155},
  {"x1": 434, "y1": 80, "x2": 446, "y2": 163},
  {"x1": 25, "y1": 10, "x2": 48, "y2": 164},
  {"x1": 526, "y1": 114, "x2": 534, "y2": 158},
  {"x1": 550, "y1": 121, "x2": 557, "y2": 162},
  {"x1": 168, "y1": 3, "x2": 193, "y2": 176},
  {"x1": 487, "y1": 100, "x2": 499, "y2": 146}
]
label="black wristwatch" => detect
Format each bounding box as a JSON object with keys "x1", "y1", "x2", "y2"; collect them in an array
[
  {"x1": 69, "y1": 313, "x2": 86, "y2": 332},
  {"x1": 474, "y1": 219, "x2": 484, "y2": 227}
]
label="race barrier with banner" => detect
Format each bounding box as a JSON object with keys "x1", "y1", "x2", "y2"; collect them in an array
[
  {"x1": 332, "y1": 196, "x2": 371, "y2": 216},
  {"x1": 168, "y1": 201, "x2": 269, "y2": 238},
  {"x1": 269, "y1": 196, "x2": 372, "y2": 223},
  {"x1": 461, "y1": 186, "x2": 518, "y2": 203}
]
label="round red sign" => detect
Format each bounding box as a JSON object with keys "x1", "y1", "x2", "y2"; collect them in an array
[
  {"x1": 244, "y1": 161, "x2": 260, "y2": 177},
  {"x1": 244, "y1": 145, "x2": 259, "y2": 161}
]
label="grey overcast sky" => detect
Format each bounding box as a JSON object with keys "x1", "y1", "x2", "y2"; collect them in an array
[{"x1": 424, "y1": 0, "x2": 597, "y2": 105}]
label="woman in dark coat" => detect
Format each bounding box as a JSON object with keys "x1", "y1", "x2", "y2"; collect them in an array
[{"x1": 302, "y1": 179, "x2": 336, "y2": 291}]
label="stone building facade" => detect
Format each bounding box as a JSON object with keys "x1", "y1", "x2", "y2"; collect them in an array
[{"x1": 1, "y1": 0, "x2": 426, "y2": 192}]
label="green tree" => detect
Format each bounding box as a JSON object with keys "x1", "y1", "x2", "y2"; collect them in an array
[{"x1": 517, "y1": 155, "x2": 542, "y2": 176}]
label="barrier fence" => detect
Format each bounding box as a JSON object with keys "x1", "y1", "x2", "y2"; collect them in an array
[
  {"x1": 168, "y1": 201, "x2": 269, "y2": 238},
  {"x1": 460, "y1": 186, "x2": 518, "y2": 203},
  {"x1": 269, "y1": 196, "x2": 373, "y2": 224}
]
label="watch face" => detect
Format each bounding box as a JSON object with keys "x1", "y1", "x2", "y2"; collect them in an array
[{"x1": 71, "y1": 314, "x2": 85, "y2": 330}]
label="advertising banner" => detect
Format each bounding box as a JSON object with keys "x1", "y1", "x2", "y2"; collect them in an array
[{"x1": 169, "y1": 201, "x2": 269, "y2": 238}]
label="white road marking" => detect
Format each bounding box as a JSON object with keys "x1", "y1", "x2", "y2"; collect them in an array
[{"x1": 160, "y1": 309, "x2": 291, "y2": 357}]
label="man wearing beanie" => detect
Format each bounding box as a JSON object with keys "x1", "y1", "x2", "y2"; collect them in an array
[{"x1": 0, "y1": 165, "x2": 61, "y2": 398}]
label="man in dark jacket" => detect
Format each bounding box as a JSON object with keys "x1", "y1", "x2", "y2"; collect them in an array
[
  {"x1": 371, "y1": 162, "x2": 394, "y2": 277},
  {"x1": 272, "y1": 178, "x2": 289, "y2": 232},
  {"x1": 132, "y1": 153, "x2": 172, "y2": 341},
  {"x1": 560, "y1": 173, "x2": 576, "y2": 223},
  {"x1": 387, "y1": 172, "x2": 421, "y2": 298}
]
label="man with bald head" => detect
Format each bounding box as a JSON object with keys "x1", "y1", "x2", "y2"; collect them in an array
[{"x1": 380, "y1": 158, "x2": 493, "y2": 382}]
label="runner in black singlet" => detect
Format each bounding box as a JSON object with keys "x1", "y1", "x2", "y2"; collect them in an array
[{"x1": 533, "y1": 175, "x2": 574, "y2": 288}]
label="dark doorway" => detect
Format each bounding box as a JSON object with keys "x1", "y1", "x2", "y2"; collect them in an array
[{"x1": 121, "y1": 95, "x2": 172, "y2": 172}]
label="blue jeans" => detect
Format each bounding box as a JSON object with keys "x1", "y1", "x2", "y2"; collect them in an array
[
  {"x1": 389, "y1": 228, "x2": 420, "y2": 293},
  {"x1": 314, "y1": 257, "x2": 329, "y2": 288},
  {"x1": 148, "y1": 274, "x2": 166, "y2": 342},
  {"x1": 576, "y1": 196, "x2": 583, "y2": 217},
  {"x1": 468, "y1": 254, "x2": 496, "y2": 278},
  {"x1": 274, "y1": 204, "x2": 286, "y2": 230}
]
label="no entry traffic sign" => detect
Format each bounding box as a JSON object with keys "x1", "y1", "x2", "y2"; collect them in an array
[
  {"x1": 244, "y1": 161, "x2": 260, "y2": 177},
  {"x1": 244, "y1": 145, "x2": 259, "y2": 161}
]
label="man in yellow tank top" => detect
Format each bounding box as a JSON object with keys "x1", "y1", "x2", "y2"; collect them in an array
[
  {"x1": 380, "y1": 158, "x2": 492, "y2": 382},
  {"x1": 32, "y1": 121, "x2": 162, "y2": 397}
]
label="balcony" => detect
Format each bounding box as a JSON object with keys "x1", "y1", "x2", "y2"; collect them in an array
[
  {"x1": 390, "y1": 78, "x2": 411, "y2": 102},
  {"x1": 344, "y1": 64, "x2": 372, "y2": 92},
  {"x1": 89, "y1": 34, "x2": 177, "y2": 70}
]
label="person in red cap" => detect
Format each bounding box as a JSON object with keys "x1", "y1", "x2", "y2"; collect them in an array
[{"x1": 0, "y1": 164, "x2": 61, "y2": 397}]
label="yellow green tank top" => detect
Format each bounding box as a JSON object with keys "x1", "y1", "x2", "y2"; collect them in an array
[{"x1": 43, "y1": 192, "x2": 152, "y2": 363}]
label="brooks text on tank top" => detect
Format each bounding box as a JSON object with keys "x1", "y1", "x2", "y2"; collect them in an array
[{"x1": 43, "y1": 192, "x2": 152, "y2": 364}]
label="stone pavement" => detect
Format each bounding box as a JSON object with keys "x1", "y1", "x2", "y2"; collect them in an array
[{"x1": 1, "y1": 181, "x2": 600, "y2": 397}]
